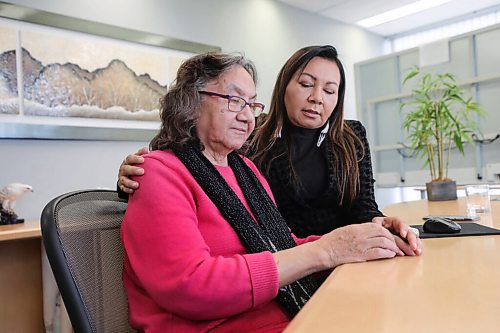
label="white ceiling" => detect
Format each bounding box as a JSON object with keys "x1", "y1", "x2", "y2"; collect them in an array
[{"x1": 277, "y1": 0, "x2": 500, "y2": 36}]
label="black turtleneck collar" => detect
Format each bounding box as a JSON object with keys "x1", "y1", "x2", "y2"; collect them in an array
[
  {"x1": 282, "y1": 120, "x2": 328, "y2": 202},
  {"x1": 283, "y1": 120, "x2": 323, "y2": 158},
  {"x1": 285, "y1": 121, "x2": 322, "y2": 137}
]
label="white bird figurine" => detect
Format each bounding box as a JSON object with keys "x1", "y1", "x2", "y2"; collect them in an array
[{"x1": 0, "y1": 183, "x2": 34, "y2": 212}]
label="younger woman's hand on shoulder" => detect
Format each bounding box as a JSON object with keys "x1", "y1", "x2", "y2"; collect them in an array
[{"x1": 118, "y1": 147, "x2": 149, "y2": 194}]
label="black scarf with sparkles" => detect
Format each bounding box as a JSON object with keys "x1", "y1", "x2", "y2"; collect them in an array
[{"x1": 175, "y1": 145, "x2": 320, "y2": 317}]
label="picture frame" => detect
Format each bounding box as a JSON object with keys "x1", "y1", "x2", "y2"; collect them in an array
[{"x1": 0, "y1": 1, "x2": 220, "y2": 141}]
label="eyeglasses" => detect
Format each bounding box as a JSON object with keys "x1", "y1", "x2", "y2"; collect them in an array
[{"x1": 199, "y1": 90, "x2": 265, "y2": 117}]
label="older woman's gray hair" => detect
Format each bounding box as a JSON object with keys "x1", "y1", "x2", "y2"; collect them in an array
[{"x1": 150, "y1": 52, "x2": 258, "y2": 152}]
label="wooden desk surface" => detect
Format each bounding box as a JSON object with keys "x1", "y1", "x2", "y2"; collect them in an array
[
  {"x1": 285, "y1": 198, "x2": 500, "y2": 333},
  {"x1": 0, "y1": 219, "x2": 41, "y2": 241}
]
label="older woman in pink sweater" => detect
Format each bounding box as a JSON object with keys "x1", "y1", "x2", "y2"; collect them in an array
[{"x1": 121, "y1": 52, "x2": 421, "y2": 333}]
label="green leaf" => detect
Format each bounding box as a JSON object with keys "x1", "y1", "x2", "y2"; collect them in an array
[{"x1": 399, "y1": 66, "x2": 486, "y2": 178}]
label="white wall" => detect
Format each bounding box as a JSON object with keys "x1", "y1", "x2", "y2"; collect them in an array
[{"x1": 1, "y1": 0, "x2": 385, "y2": 219}]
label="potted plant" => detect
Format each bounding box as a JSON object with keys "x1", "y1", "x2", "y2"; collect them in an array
[{"x1": 400, "y1": 66, "x2": 484, "y2": 201}]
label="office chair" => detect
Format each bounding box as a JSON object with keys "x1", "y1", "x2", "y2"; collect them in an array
[{"x1": 41, "y1": 189, "x2": 135, "y2": 333}]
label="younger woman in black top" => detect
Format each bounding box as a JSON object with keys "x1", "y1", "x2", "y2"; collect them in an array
[{"x1": 249, "y1": 46, "x2": 383, "y2": 237}]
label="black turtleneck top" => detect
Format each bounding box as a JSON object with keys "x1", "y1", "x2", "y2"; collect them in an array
[
  {"x1": 264, "y1": 120, "x2": 383, "y2": 238},
  {"x1": 287, "y1": 123, "x2": 328, "y2": 202}
]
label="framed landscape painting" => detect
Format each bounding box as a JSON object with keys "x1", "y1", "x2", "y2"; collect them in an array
[{"x1": 0, "y1": 3, "x2": 219, "y2": 140}]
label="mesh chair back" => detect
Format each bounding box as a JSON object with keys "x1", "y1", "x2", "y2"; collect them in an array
[{"x1": 41, "y1": 189, "x2": 135, "y2": 333}]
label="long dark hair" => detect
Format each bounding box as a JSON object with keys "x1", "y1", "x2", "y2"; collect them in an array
[
  {"x1": 150, "y1": 52, "x2": 257, "y2": 151},
  {"x1": 250, "y1": 45, "x2": 364, "y2": 205}
]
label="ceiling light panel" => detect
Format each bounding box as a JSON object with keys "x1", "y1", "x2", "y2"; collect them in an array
[{"x1": 357, "y1": 0, "x2": 454, "y2": 27}]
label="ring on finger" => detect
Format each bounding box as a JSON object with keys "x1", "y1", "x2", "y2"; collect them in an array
[{"x1": 408, "y1": 227, "x2": 420, "y2": 237}]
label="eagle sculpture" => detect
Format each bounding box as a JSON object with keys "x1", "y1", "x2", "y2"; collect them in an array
[{"x1": 0, "y1": 182, "x2": 34, "y2": 212}]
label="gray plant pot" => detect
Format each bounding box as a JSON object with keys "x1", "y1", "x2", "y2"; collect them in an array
[{"x1": 426, "y1": 180, "x2": 458, "y2": 201}]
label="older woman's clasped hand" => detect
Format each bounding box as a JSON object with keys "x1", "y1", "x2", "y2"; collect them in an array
[
  {"x1": 371, "y1": 216, "x2": 423, "y2": 256},
  {"x1": 314, "y1": 223, "x2": 407, "y2": 269},
  {"x1": 308, "y1": 219, "x2": 423, "y2": 276}
]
